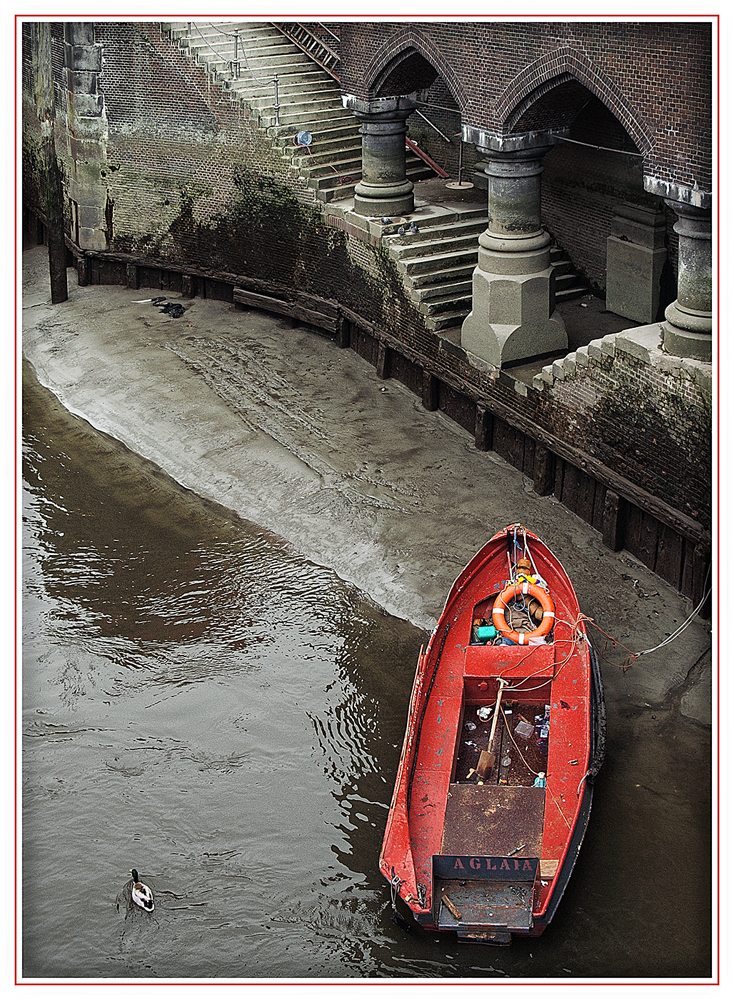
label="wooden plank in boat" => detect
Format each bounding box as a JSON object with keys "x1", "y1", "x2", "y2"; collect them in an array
[{"x1": 440, "y1": 784, "x2": 545, "y2": 857}]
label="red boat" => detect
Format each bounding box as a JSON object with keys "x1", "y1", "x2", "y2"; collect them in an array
[{"x1": 380, "y1": 524, "x2": 606, "y2": 944}]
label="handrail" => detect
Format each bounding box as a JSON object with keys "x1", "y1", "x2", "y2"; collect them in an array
[
  {"x1": 317, "y1": 23, "x2": 340, "y2": 45},
  {"x1": 405, "y1": 137, "x2": 449, "y2": 179},
  {"x1": 272, "y1": 21, "x2": 340, "y2": 81},
  {"x1": 185, "y1": 22, "x2": 281, "y2": 126}
]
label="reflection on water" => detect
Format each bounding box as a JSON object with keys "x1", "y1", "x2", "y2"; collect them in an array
[{"x1": 21, "y1": 360, "x2": 711, "y2": 981}]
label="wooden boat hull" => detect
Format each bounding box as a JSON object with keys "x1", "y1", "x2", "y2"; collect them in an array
[{"x1": 380, "y1": 525, "x2": 605, "y2": 944}]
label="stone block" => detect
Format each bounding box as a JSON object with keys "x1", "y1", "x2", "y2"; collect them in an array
[
  {"x1": 600, "y1": 334, "x2": 617, "y2": 357},
  {"x1": 78, "y1": 226, "x2": 108, "y2": 251},
  {"x1": 615, "y1": 324, "x2": 664, "y2": 363},
  {"x1": 606, "y1": 235, "x2": 668, "y2": 324},
  {"x1": 587, "y1": 339, "x2": 604, "y2": 361},
  {"x1": 77, "y1": 203, "x2": 106, "y2": 230},
  {"x1": 63, "y1": 42, "x2": 102, "y2": 72},
  {"x1": 610, "y1": 204, "x2": 667, "y2": 250}
]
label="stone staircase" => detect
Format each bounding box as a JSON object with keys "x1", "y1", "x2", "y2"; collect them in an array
[
  {"x1": 165, "y1": 21, "x2": 589, "y2": 335},
  {"x1": 383, "y1": 215, "x2": 588, "y2": 334},
  {"x1": 165, "y1": 21, "x2": 435, "y2": 204}
]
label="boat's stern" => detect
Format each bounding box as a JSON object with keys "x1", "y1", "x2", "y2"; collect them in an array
[{"x1": 431, "y1": 854, "x2": 539, "y2": 945}]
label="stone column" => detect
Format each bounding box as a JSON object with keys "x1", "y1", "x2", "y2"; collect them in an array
[
  {"x1": 662, "y1": 202, "x2": 712, "y2": 361},
  {"x1": 343, "y1": 96, "x2": 416, "y2": 218},
  {"x1": 461, "y1": 146, "x2": 567, "y2": 368}
]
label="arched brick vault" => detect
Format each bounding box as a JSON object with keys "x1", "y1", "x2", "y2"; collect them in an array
[
  {"x1": 364, "y1": 26, "x2": 467, "y2": 109},
  {"x1": 496, "y1": 46, "x2": 654, "y2": 154}
]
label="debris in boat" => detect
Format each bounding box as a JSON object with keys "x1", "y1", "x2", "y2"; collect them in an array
[
  {"x1": 534, "y1": 772, "x2": 547, "y2": 787},
  {"x1": 441, "y1": 891, "x2": 462, "y2": 920},
  {"x1": 477, "y1": 705, "x2": 492, "y2": 721},
  {"x1": 508, "y1": 844, "x2": 526, "y2": 856}
]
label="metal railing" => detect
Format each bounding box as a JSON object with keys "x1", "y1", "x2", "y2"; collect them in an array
[
  {"x1": 272, "y1": 22, "x2": 340, "y2": 80},
  {"x1": 187, "y1": 22, "x2": 281, "y2": 125}
]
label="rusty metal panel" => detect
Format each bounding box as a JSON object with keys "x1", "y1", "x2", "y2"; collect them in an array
[{"x1": 440, "y1": 784, "x2": 545, "y2": 857}]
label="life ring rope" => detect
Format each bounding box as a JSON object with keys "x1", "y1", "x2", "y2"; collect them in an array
[{"x1": 491, "y1": 581, "x2": 555, "y2": 645}]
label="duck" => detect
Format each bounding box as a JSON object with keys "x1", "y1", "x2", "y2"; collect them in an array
[{"x1": 130, "y1": 869, "x2": 155, "y2": 911}]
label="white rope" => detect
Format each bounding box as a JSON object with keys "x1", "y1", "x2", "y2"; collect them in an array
[{"x1": 635, "y1": 582, "x2": 711, "y2": 656}]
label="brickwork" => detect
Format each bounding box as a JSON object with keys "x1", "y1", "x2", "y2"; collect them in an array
[
  {"x1": 537, "y1": 337, "x2": 711, "y2": 528},
  {"x1": 339, "y1": 20, "x2": 712, "y2": 198}
]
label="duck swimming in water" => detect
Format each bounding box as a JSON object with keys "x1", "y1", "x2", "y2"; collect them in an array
[{"x1": 130, "y1": 869, "x2": 155, "y2": 911}]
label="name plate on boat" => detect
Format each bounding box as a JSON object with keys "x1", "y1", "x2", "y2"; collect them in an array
[{"x1": 433, "y1": 854, "x2": 539, "y2": 882}]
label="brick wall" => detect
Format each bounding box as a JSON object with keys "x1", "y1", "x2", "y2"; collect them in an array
[{"x1": 339, "y1": 20, "x2": 712, "y2": 197}]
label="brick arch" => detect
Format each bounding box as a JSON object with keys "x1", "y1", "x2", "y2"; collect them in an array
[
  {"x1": 497, "y1": 46, "x2": 654, "y2": 153},
  {"x1": 364, "y1": 26, "x2": 467, "y2": 109}
]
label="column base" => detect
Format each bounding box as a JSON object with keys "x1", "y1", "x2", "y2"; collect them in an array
[
  {"x1": 352, "y1": 181, "x2": 415, "y2": 219},
  {"x1": 662, "y1": 300, "x2": 712, "y2": 361},
  {"x1": 461, "y1": 266, "x2": 567, "y2": 367}
]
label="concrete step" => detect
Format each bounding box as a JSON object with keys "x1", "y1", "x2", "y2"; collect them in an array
[
  {"x1": 397, "y1": 247, "x2": 480, "y2": 278},
  {"x1": 385, "y1": 222, "x2": 487, "y2": 260},
  {"x1": 204, "y1": 54, "x2": 318, "y2": 82},
  {"x1": 259, "y1": 106, "x2": 355, "y2": 129},
  {"x1": 292, "y1": 139, "x2": 362, "y2": 167},
  {"x1": 409, "y1": 262, "x2": 477, "y2": 291},
  {"x1": 308, "y1": 165, "x2": 362, "y2": 191},
  {"x1": 271, "y1": 120, "x2": 360, "y2": 145},
  {"x1": 316, "y1": 180, "x2": 359, "y2": 203},
  {"x1": 244, "y1": 89, "x2": 343, "y2": 115},
  {"x1": 228, "y1": 67, "x2": 329, "y2": 91},
  {"x1": 187, "y1": 37, "x2": 300, "y2": 62},
  {"x1": 419, "y1": 288, "x2": 473, "y2": 316},
  {"x1": 426, "y1": 308, "x2": 472, "y2": 332},
  {"x1": 407, "y1": 163, "x2": 437, "y2": 184},
  {"x1": 412, "y1": 276, "x2": 474, "y2": 304},
  {"x1": 301, "y1": 155, "x2": 363, "y2": 180},
  {"x1": 233, "y1": 78, "x2": 340, "y2": 103}
]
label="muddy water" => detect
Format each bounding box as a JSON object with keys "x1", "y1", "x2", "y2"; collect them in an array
[{"x1": 21, "y1": 362, "x2": 711, "y2": 982}]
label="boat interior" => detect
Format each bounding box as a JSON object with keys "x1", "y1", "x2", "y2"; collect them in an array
[{"x1": 432, "y1": 591, "x2": 558, "y2": 941}]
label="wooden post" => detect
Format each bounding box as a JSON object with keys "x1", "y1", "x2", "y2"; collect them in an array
[
  {"x1": 533, "y1": 444, "x2": 554, "y2": 496},
  {"x1": 602, "y1": 489, "x2": 627, "y2": 552},
  {"x1": 474, "y1": 403, "x2": 494, "y2": 452},
  {"x1": 336, "y1": 312, "x2": 350, "y2": 348},
  {"x1": 376, "y1": 341, "x2": 389, "y2": 379},
  {"x1": 422, "y1": 372, "x2": 439, "y2": 411}
]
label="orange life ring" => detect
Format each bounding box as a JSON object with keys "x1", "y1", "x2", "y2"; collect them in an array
[{"x1": 491, "y1": 581, "x2": 555, "y2": 645}]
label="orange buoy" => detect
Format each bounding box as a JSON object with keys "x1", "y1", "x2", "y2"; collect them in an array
[{"x1": 492, "y1": 581, "x2": 555, "y2": 645}]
